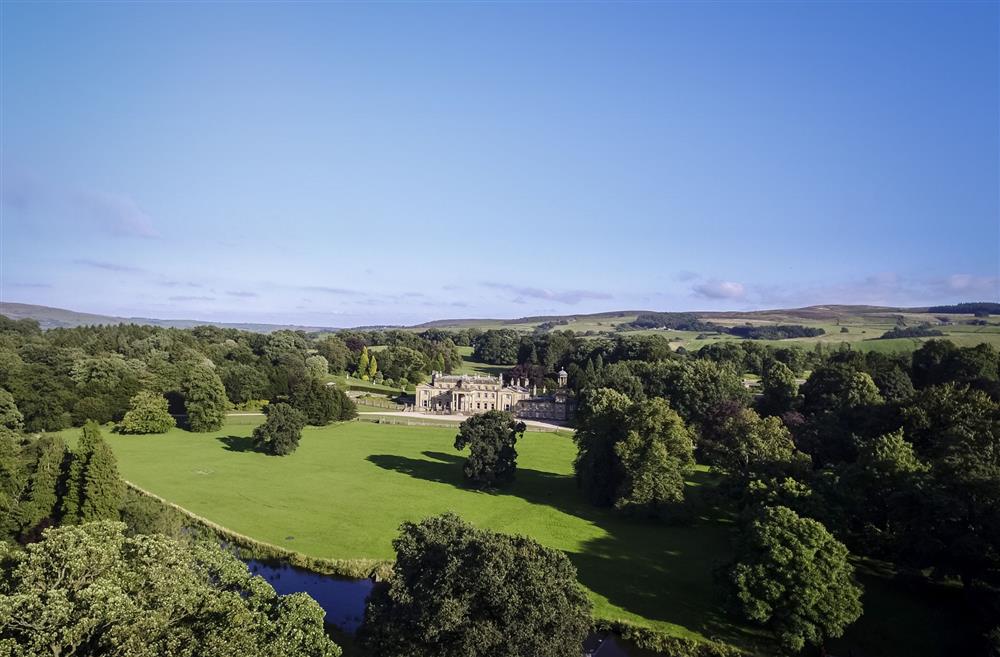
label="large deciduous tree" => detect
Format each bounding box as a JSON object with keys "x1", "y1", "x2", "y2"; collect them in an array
[
  {"x1": 118, "y1": 390, "x2": 176, "y2": 434},
  {"x1": 702, "y1": 406, "x2": 808, "y2": 484},
  {"x1": 613, "y1": 398, "x2": 695, "y2": 519},
  {"x1": 0, "y1": 521, "x2": 341, "y2": 657},
  {"x1": 727, "y1": 506, "x2": 863, "y2": 653},
  {"x1": 252, "y1": 403, "x2": 308, "y2": 456},
  {"x1": 453, "y1": 410, "x2": 526, "y2": 488},
  {"x1": 573, "y1": 388, "x2": 632, "y2": 506},
  {"x1": 182, "y1": 364, "x2": 228, "y2": 432},
  {"x1": 758, "y1": 360, "x2": 798, "y2": 417},
  {"x1": 359, "y1": 513, "x2": 590, "y2": 657}
]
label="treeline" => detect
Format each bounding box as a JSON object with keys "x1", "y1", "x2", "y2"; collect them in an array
[
  {"x1": 616, "y1": 312, "x2": 825, "y2": 340},
  {"x1": 0, "y1": 316, "x2": 475, "y2": 433},
  {"x1": 927, "y1": 302, "x2": 1000, "y2": 315}
]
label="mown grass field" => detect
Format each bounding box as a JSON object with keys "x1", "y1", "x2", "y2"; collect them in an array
[{"x1": 60, "y1": 418, "x2": 975, "y2": 656}]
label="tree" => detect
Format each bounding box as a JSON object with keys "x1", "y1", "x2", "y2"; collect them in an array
[
  {"x1": 305, "y1": 354, "x2": 329, "y2": 379},
  {"x1": 613, "y1": 398, "x2": 695, "y2": 519},
  {"x1": 315, "y1": 335, "x2": 351, "y2": 374},
  {"x1": 0, "y1": 388, "x2": 23, "y2": 431},
  {"x1": 289, "y1": 377, "x2": 354, "y2": 425},
  {"x1": 61, "y1": 421, "x2": 124, "y2": 524},
  {"x1": 0, "y1": 521, "x2": 341, "y2": 657},
  {"x1": 253, "y1": 403, "x2": 308, "y2": 456},
  {"x1": 358, "y1": 347, "x2": 371, "y2": 380},
  {"x1": 182, "y1": 364, "x2": 228, "y2": 432},
  {"x1": 837, "y1": 429, "x2": 928, "y2": 557},
  {"x1": 728, "y1": 506, "x2": 863, "y2": 653},
  {"x1": 453, "y1": 411, "x2": 526, "y2": 487},
  {"x1": 118, "y1": 390, "x2": 176, "y2": 434},
  {"x1": 359, "y1": 513, "x2": 590, "y2": 657},
  {"x1": 759, "y1": 361, "x2": 798, "y2": 417},
  {"x1": 703, "y1": 406, "x2": 808, "y2": 483},
  {"x1": 219, "y1": 362, "x2": 270, "y2": 405},
  {"x1": 573, "y1": 388, "x2": 633, "y2": 506},
  {"x1": 0, "y1": 431, "x2": 69, "y2": 542},
  {"x1": 471, "y1": 329, "x2": 520, "y2": 364},
  {"x1": 366, "y1": 353, "x2": 379, "y2": 380}
]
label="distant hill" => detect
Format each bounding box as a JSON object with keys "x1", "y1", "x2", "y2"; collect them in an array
[{"x1": 0, "y1": 302, "x2": 338, "y2": 333}]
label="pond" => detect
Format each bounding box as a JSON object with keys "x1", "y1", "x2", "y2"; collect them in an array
[{"x1": 245, "y1": 559, "x2": 633, "y2": 656}]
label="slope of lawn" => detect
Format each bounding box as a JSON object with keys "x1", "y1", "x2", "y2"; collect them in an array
[{"x1": 58, "y1": 418, "x2": 973, "y2": 656}]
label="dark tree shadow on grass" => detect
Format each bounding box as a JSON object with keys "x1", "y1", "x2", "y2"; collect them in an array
[
  {"x1": 217, "y1": 435, "x2": 259, "y2": 452},
  {"x1": 365, "y1": 449, "x2": 770, "y2": 651}
]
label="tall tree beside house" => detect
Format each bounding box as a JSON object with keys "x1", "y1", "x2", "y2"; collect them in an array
[
  {"x1": 359, "y1": 513, "x2": 590, "y2": 657},
  {"x1": 118, "y1": 390, "x2": 176, "y2": 434},
  {"x1": 181, "y1": 364, "x2": 228, "y2": 432},
  {"x1": 61, "y1": 421, "x2": 123, "y2": 524},
  {"x1": 358, "y1": 347, "x2": 371, "y2": 380}
]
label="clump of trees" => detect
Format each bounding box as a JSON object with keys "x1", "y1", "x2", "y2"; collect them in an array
[
  {"x1": 252, "y1": 403, "x2": 308, "y2": 456},
  {"x1": 878, "y1": 324, "x2": 944, "y2": 340},
  {"x1": 472, "y1": 329, "x2": 521, "y2": 364},
  {"x1": 118, "y1": 390, "x2": 176, "y2": 434},
  {"x1": 453, "y1": 411, "x2": 526, "y2": 488},
  {"x1": 359, "y1": 513, "x2": 590, "y2": 657},
  {"x1": 0, "y1": 521, "x2": 342, "y2": 657}
]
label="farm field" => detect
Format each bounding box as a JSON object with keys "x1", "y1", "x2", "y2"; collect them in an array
[{"x1": 56, "y1": 418, "x2": 973, "y2": 656}]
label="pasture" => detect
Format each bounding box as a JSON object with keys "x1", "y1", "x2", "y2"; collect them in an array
[{"x1": 64, "y1": 418, "x2": 974, "y2": 656}]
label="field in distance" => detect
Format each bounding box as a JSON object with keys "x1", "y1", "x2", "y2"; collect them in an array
[
  {"x1": 57, "y1": 417, "x2": 972, "y2": 657},
  {"x1": 413, "y1": 305, "x2": 1000, "y2": 353}
]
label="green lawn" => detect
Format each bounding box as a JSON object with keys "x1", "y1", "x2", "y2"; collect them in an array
[
  {"x1": 67, "y1": 418, "x2": 766, "y2": 651},
  {"x1": 58, "y1": 418, "x2": 974, "y2": 655}
]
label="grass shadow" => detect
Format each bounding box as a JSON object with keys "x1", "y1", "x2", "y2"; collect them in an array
[
  {"x1": 217, "y1": 435, "x2": 259, "y2": 453},
  {"x1": 365, "y1": 448, "x2": 770, "y2": 649}
]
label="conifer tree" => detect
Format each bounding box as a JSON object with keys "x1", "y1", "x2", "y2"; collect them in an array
[
  {"x1": 19, "y1": 436, "x2": 67, "y2": 537},
  {"x1": 358, "y1": 348, "x2": 371, "y2": 380},
  {"x1": 62, "y1": 421, "x2": 123, "y2": 524},
  {"x1": 367, "y1": 354, "x2": 379, "y2": 380}
]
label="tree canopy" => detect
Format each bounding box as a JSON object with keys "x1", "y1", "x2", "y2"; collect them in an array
[
  {"x1": 359, "y1": 513, "x2": 590, "y2": 657},
  {"x1": 0, "y1": 521, "x2": 341, "y2": 657},
  {"x1": 728, "y1": 506, "x2": 863, "y2": 653},
  {"x1": 252, "y1": 403, "x2": 308, "y2": 456},
  {"x1": 453, "y1": 411, "x2": 526, "y2": 488}
]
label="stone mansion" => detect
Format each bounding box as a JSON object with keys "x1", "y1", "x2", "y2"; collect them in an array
[{"x1": 414, "y1": 369, "x2": 575, "y2": 421}]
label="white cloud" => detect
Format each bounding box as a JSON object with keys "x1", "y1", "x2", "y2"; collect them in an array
[{"x1": 692, "y1": 280, "x2": 745, "y2": 300}]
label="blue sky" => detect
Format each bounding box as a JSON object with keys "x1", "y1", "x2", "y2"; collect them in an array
[{"x1": 2, "y1": 2, "x2": 997, "y2": 327}]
